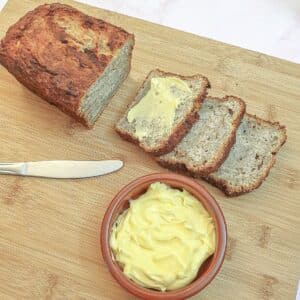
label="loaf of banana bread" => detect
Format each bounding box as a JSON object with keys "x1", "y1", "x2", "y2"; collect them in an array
[{"x1": 0, "y1": 3, "x2": 134, "y2": 127}]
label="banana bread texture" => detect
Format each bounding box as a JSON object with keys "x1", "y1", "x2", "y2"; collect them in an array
[{"x1": 0, "y1": 3, "x2": 135, "y2": 127}]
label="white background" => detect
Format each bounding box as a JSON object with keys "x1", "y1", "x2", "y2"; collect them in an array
[
  {"x1": 0, "y1": 0, "x2": 299, "y2": 298},
  {"x1": 1, "y1": 0, "x2": 299, "y2": 63}
]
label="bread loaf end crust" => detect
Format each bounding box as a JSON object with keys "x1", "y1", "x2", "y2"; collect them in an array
[{"x1": 0, "y1": 3, "x2": 134, "y2": 127}]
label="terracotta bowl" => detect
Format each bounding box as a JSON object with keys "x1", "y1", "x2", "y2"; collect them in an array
[{"x1": 101, "y1": 173, "x2": 227, "y2": 300}]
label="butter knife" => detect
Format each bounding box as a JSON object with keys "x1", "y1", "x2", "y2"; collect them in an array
[{"x1": 0, "y1": 160, "x2": 123, "y2": 179}]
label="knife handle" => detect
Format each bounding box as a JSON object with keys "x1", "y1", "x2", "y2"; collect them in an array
[{"x1": 0, "y1": 163, "x2": 25, "y2": 175}]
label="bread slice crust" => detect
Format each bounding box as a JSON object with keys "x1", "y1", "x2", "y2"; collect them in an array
[
  {"x1": 116, "y1": 69, "x2": 210, "y2": 155},
  {"x1": 157, "y1": 96, "x2": 246, "y2": 175},
  {"x1": 206, "y1": 114, "x2": 287, "y2": 196}
]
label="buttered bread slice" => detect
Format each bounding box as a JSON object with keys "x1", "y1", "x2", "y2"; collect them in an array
[
  {"x1": 157, "y1": 96, "x2": 246, "y2": 176},
  {"x1": 116, "y1": 69, "x2": 210, "y2": 155}
]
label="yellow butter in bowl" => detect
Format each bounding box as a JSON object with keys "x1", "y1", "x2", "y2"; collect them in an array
[
  {"x1": 127, "y1": 77, "x2": 192, "y2": 139},
  {"x1": 110, "y1": 182, "x2": 216, "y2": 291}
]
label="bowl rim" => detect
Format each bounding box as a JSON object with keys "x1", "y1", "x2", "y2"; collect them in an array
[{"x1": 101, "y1": 172, "x2": 227, "y2": 300}]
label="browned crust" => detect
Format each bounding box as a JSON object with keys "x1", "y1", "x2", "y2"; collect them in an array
[
  {"x1": 206, "y1": 113, "x2": 287, "y2": 196},
  {"x1": 0, "y1": 3, "x2": 134, "y2": 128},
  {"x1": 156, "y1": 95, "x2": 246, "y2": 175},
  {"x1": 115, "y1": 68, "x2": 210, "y2": 155}
]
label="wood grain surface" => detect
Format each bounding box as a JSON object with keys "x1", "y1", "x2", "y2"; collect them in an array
[{"x1": 0, "y1": 0, "x2": 299, "y2": 299}]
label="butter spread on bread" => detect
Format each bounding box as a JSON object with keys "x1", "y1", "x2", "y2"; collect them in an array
[
  {"x1": 116, "y1": 69, "x2": 210, "y2": 155},
  {"x1": 127, "y1": 77, "x2": 192, "y2": 139}
]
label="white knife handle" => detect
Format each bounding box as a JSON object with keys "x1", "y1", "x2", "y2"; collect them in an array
[{"x1": 0, "y1": 163, "x2": 26, "y2": 175}]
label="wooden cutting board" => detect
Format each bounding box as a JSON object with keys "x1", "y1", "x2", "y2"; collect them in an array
[{"x1": 0, "y1": 0, "x2": 299, "y2": 299}]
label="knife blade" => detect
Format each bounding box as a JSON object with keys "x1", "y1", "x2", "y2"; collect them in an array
[{"x1": 0, "y1": 160, "x2": 123, "y2": 179}]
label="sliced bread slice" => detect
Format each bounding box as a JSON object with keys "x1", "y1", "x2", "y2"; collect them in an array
[
  {"x1": 206, "y1": 114, "x2": 287, "y2": 196},
  {"x1": 156, "y1": 96, "x2": 246, "y2": 176},
  {"x1": 115, "y1": 69, "x2": 210, "y2": 155}
]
